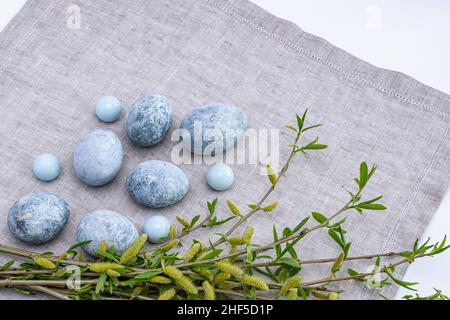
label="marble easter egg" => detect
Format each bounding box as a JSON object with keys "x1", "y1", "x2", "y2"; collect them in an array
[
  {"x1": 124, "y1": 94, "x2": 173, "y2": 147},
  {"x1": 126, "y1": 160, "x2": 189, "y2": 208},
  {"x1": 7, "y1": 192, "x2": 70, "y2": 245},
  {"x1": 76, "y1": 210, "x2": 139, "y2": 257},
  {"x1": 179, "y1": 103, "x2": 247, "y2": 155},
  {"x1": 73, "y1": 129, "x2": 123, "y2": 186}
]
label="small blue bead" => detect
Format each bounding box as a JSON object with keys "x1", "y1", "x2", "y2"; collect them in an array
[
  {"x1": 143, "y1": 215, "x2": 171, "y2": 244},
  {"x1": 96, "y1": 96, "x2": 123, "y2": 122},
  {"x1": 207, "y1": 163, "x2": 234, "y2": 191},
  {"x1": 33, "y1": 153, "x2": 61, "y2": 182}
]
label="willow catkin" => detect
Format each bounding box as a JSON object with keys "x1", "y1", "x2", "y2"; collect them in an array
[
  {"x1": 158, "y1": 288, "x2": 177, "y2": 300},
  {"x1": 281, "y1": 275, "x2": 302, "y2": 294},
  {"x1": 106, "y1": 269, "x2": 120, "y2": 278},
  {"x1": 161, "y1": 239, "x2": 180, "y2": 252},
  {"x1": 227, "y1": 236, "x2": 247, "y2": 246},
  {"x1": 150, "y1": 276, "x2": 172, "y2": 284},
  {"x1": 218, "y1": 282, "x2": 240, "y2": 290},
  {"x1": 169, "y1": 225, "x2": 177, "y2": 239},
  {"x1": 242, "y1": 226, "x2": 254, "y2": 244},
  {"x1": 120, "y1": 234, "x2": 148, "y2": 265},
  {"x1": 185, "y1": 243, "x2": 201, "y2": 262},
  {"x1": 286, "y1": 288, "x2": 298, "y2": 300},
  {"x1": 241, "y1": 274, "x2": 269, "y2": 291},
  {"x1": 215, "y1": 260, "x2": 244, "y2": 277},
  {"x1": 100, "y1": 240, "x2": 108, "y2": 252},
  {"x1": 163, "y1": 266, "x2": 198, "y2": 294},
  {"x1": 176, "y1": 215, "x2": 191, "y2": 228},
  {"x1": 90, "y1": 262, "x2": 123, "y2": 273},
  {"x1": 266, "y1": 163, "x2": 277, "y2": 186},
  {"x1": 163, "y1": 266, "x2": 184, "y2": 280},
  {"x1": 202, "y1": 281, "x2": 215, "y2": 300},
  {"x1": 176, "y1": 276, "x2": 198, "y2": 295},
  {"x1": 331, "y1": 253, "x2": 345, "y2": 274},
  {"x1": 328, "y1": 292, "x2": 340, "y2": 300},
  {"x1": 226, "y1": 200, "x2": 242, "y2": 217},
  {"x1": 193, "y1": 268, "x2": 214, "y2": 282},
  {"x1": 262, "y1": 201, "x2": 279, "y2": 212},
  {"x1": 34, "y1": 257, "x2": 56, "y2": 270}
]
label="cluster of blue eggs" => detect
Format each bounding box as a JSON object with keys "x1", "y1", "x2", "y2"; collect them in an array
[{"x1": 9, "y1": 94, "x2": 247, "y2": 254}]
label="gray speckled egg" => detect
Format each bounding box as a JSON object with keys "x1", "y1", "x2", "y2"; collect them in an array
[
  {"x1": 126, "y1": 160, "x2": 189, "y2": 208},
  {"x1": 7, "y1": 192, "x2": 70, "y2": 245},
  {"x1": 73, "y1": 129, "x2": 123, "y2": 186},
  {"x1": 179, "y1": 103, "x2": 247, "y2": 155},
  {"x1": 76, "y1": 210, "x2": 139, "y2": 257},
  {"x1": 124, "y1": 94, "x2": 173, "y2": 147}
]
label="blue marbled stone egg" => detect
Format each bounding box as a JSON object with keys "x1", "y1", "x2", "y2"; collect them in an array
[
  {"x1": 33, "y1": 153, "x2": 61, "y2": 182},
  {"x1": 96, "y1": 96, "x2": 123, "y2": 123},
  {"x1": 76, "y1": 210, "x2": 139, "y2": 257},
  {"x1": 124, "y1": 94, "x2": 173, "y2": 147},
  {"x1": 8, "y1": 192, "x2": 70, "y2": 245},
  {"x1": 207, "y1": 163, "x2": 234, "y2": 191},
  {"x1": 126, "y1": 160, "x2": 189, "y2": 208},
  {"x1": 179, "y1": 103, "x2": 247, "y2": 155},
  {"x1": 73, "y1": 129, "x2": 123, "y2": 186},
  {"x1": 143, "y1": 215, "x2": 171, "y2": 244}
]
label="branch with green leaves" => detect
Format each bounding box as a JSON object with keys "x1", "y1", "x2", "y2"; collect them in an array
[{"x1": 0, "y1": 111, "x2": 447, "y2": 301}]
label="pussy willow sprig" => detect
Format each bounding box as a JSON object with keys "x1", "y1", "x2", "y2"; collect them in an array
[{"x1": 0, "y1": 111, "x2": 448, "y2": 300}]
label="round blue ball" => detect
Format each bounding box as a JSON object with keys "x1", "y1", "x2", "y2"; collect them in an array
[
  {"x1": 33, "y1": 153, "x2": 61, "y2": 182},
  {"x1": 207, "y1": 163, "x2": 234, "y2": 191},
  {"x1": 143, "y1": 215, "x2": 171, "y2": 244},
  {"x1": 95, "y1": 96, "x2": 123, "y2": 122}
]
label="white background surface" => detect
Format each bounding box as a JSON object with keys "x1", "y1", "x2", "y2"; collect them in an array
[{"x1": 1, "y1": 0, "x2": 449, "y2": 299}]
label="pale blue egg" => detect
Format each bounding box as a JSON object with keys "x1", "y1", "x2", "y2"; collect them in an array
[
  {"x1": 96, "y1": 96, "x2": 123, "y2": 122},
  {"x1": 143, "y1": 215, "x2": 171, "y2": 244},
  {"x1": 33, "y1": 153, "x2": 61, "y2": 182},
  {"x1": 207, "y1": 163, "x2": 234, "y2": 191}
]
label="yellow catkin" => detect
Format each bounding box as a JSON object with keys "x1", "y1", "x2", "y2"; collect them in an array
[
  {"x1": 58, "y1": 252, "x2": 68, "y2": 260},
  {"x1": 202, "y1": 281, "x2": 215, "y2": 300},
  {"x1": 311, "y1": 291, "x2": 328, "y2": 299},
  {"x1": 90, "y1": 262, "x2": 122, "y2": 273},
  {"x1": 286, "y1": 288, "x2": 298, "y2": 300},
  {"x1": 328, "y1": 292, "x2": 340, "y2": 300},
  {"x1": 176, "y1": 215, "x2": 190, "y2": 228},
  {"x1": 150, "y1": 276, "x2": 172, "y2": 284},
  {"x1": 281, "y1": 276, "x2": 302, "y2": 294},
  {"x1": 185, "y1": 243, "x2": 201, "y2": 262},
  {"x1": 215, "y1": 261, "x2": 244, "y2": 277},
  {"x1": 120, "y1": 234, "x2": 148, "y2": 265},
  {"x1": 100, "y1": 240, "x2": 108, "y2": 252},
  {"x1": 263, "y1": 201, "x2": 279, "y2": 212},
  {"x1": 266, "y1": 164, "x2": 277, "y2": 186},
  {"x1": 161, "y1": 239, "x2": 180, "y2": 252},
  {"x1": 229, "y1": 245, "x2": 238, "y2": 256},
  {"x1": 242, "y1": 226, "x2": 254, "y2": 244},
  {"x1": 176, "y1": 276, "x2": 198, "y2": 294},
  {"x1": 194, "y1": 268, "x2": 213, "y2": 282},
  {"x1": 106, "y1": 269, "x2": 120, "y2": 277},
  {"x1": 218, "y1": 282, "x2": 240, "y2": 290},
  {"x1": 158, "y1": 288, "x2": 176, "y2": 300},
  {"x1": 163, "y1": 266, "x2": 184, "y2": 280},
  {"x1": 214, "y1": 272, "x2": 231, "y2": 284},
  {"x1": 34, "y1": 257, "x2": 56, "y2": 270},
  {"x1": 132, "y1": 286, "x2": 143, "y2": 296},
  {"x1": 169, "y1": 225, "x2": 177, "y2": 239},
  {"x1": 227, "y1": 236, "x2": 247, "y2": 246},
  {"x1": 226, "y1": 200, "x2": 242, "y2": 217},
  {"x1": 331, "y1": 253, "x2": 345, "y2": 274},
  {"x1": 241, "y1": 274, "x2": 269, "y2": 291}
]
